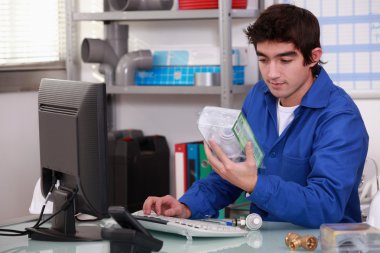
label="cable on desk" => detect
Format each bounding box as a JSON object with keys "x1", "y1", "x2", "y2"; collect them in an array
[
  {"x1": 0, "y1": 177, "x2": 79, "y2": 237},
  {"x1": 32, "y1": 187, "x2": 79, "y2": 228},
  {"x1": 0, "y1": 188, "x2": 78, "y2": 236},
  {"x1": 0, "y1": 228, "x2": 29, "y2": 236},
  {"x1": 0, "y1": 180, "x2": 55, "y2": 237}
]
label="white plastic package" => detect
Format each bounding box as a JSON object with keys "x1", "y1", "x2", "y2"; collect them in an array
[
  {"x1": 198, "y1": 106, "x2": 243, "y2": 161},
  {"x1": 197, "y1": 106, "x2": 264, "y2": 166}
]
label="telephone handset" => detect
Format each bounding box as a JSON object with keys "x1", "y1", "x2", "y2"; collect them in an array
[{"x1": 101, "y1": 206, "x2": 163, "y2": 253}]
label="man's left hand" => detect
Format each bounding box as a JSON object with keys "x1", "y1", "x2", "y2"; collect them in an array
[{"x1": 204, "y1": 140, "x2": 258, "y2": 193}]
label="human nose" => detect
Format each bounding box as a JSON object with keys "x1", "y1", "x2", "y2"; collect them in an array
[{"x1": 267, "y1": 61, "x2": 280, "y2": 79}]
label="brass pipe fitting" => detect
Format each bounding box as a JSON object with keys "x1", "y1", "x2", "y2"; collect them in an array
[
  {"x1": 285, "y1": 232, "x2": 318, "y2": 251},
  {"x1": 285, "y1": 232, "x2": 300, "y2": 247}
]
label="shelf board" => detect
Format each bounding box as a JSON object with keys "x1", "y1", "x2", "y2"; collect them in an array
[
  {"x1": 73, "y1": 9, "x2": 259, "y2": 21},
  {"x1": 106, "y1": 84, "x2": 254, "y2": 95}
]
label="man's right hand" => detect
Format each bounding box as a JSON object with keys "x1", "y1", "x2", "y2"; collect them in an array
[{"x1": 142, "y1": 195, "x2": 191, "y2": 218}]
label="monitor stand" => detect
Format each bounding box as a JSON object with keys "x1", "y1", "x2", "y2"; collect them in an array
[{"x1": 26, "y1": 187, "x2": 102, "y2": 241}]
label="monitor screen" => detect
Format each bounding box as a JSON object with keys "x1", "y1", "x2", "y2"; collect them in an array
[{"x1": 27, "y1": 78, "x2": 109, "y2": 241}]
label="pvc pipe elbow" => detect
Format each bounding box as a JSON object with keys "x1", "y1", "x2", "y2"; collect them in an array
[
  {"x1": 81, "y1": 38, "x2": 118, "y2": 68},
  {"x1": 115, "y1": 50, "x2": 153, "y2": 86}
]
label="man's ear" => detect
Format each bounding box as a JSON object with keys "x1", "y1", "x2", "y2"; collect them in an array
[{"x1": 310, "y1": 47, "x2": 322, "y2": 67}]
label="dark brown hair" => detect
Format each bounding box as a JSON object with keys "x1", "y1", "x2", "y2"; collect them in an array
[{"x1": 244, "y1": 4, "x2": 323, "y2": 75}]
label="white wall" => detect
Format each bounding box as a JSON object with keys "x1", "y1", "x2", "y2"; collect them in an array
[
  {"x1": 355, "y1": 99, "x2": 380, "y2": 163},
  {"x1": 0, "y1": 92, "x2": 40, "y2": 222}
]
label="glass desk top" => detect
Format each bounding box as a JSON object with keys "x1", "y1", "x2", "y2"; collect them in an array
[{"x1": 0, "y1": 218, "x2": 322, "y2": 253}]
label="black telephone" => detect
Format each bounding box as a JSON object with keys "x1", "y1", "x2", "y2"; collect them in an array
[{"x1": 101, "y1": 206, "x2": 163, "y2": 253}]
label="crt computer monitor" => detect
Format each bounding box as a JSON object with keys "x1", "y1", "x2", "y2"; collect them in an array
[{"x1": 28, "y1": 78, "x2": 108, "y2": 241}]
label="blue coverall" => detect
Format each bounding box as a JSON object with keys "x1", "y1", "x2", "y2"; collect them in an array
[{"x1": 180, "y1": 67, "x2": 369, "y2": 228}]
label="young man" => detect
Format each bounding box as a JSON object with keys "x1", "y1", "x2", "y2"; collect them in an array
[{"x1": 143, "y1": 4, "x2": 369, "y2": 228}]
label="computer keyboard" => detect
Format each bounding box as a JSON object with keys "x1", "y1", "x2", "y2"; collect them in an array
[{"x1": 132, "y1": 210, "x2": 249, "y2": 240}]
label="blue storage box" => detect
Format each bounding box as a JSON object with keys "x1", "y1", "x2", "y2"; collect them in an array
[{"x1": 135, "y1": 66, "x2": 244, "y2": 86}]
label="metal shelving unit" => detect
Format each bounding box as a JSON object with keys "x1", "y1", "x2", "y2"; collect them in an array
[
  {"x1": 106, "y1": 84, "x2": 251, "y2": 95},
  {"x1": 73, "y1": 8, "x2": 259, "y2": 21},
  {"x1": 65, "y1": 0, "x2": 262, "y2": 108}
]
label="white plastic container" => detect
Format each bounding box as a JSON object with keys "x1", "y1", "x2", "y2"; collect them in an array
[
  {"x1": 198, "y1": 106, "x2": 243, "y2": 161},
  {"x1": 197, "y1": 106, "x2": 264, "y2": 166}
]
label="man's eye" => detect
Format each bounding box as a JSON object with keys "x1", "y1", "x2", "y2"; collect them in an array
[
  {"x1": 281, "y1": 59, "x2": 292, "y2": 63},
  {"x1": 258, "y1": 58, "x2": 268, "y2": 63}
]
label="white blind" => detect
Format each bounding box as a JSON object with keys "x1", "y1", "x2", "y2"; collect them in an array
[
  {"x1": 0, "y1": 0, "x2": 66, "y2": 66},
  {"x1": 279, "y1": 0, "x2": 380, "y2": 92}
]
